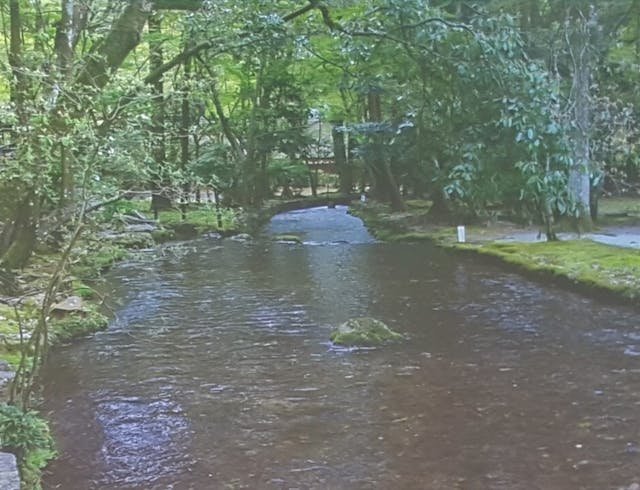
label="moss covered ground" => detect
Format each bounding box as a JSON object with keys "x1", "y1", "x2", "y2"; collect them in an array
[{"x1": 353, "y1": 198, "x2": 640, "y2": 305}]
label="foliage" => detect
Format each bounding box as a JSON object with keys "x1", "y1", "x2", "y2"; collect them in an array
[
  {"x1": 0, "y1": 403, "x2": 56, "y2": 489},
  {"x1": 0, "y1": 404, "x2": 52, "y2": 455},
  {"x1": 158, "y1": 204, "x2": 239, "y2": 232},
  {"x1": 267, "y1": 159, "x2": 310, "y2": 196}
]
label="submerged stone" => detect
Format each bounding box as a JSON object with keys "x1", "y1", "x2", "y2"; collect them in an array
[
  {"x1": 272, "y1": 234, "x2": 303, "y2": 244},
  {"x1": 330, "y1": 317, "x2": 404, "y2": 347}
]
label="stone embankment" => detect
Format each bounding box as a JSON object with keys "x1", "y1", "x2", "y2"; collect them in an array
[
  {"x1": 0, "y1": 361, "x2": 19, "y2": 489},
  {"x1": 0, "y1": 452, "x2": 20, "y2": 489}
]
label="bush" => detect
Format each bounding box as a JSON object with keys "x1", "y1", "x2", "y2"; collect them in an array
[{"x1": 0, "y1": 404, "x2": 55, "y2": 463}]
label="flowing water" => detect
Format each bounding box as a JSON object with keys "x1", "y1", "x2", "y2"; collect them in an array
[{"x1": 43, "y1": 206, "x2": 640, "y2": 489}]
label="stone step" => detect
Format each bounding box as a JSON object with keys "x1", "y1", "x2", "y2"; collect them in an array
[{"x1": 0, "y1": 452, "x2": 20, "y2": 490}]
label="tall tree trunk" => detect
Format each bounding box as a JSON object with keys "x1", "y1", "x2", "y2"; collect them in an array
[
  {"x1": 567, "y1": 8, "x2": 595, "y2": 231},
  {"x1": 367, "y1": 92, "x2": 405, "y2": 211},
  {"x1": 210, "y1": 79, "x2": 244, "y2": 162},
  {"x1": 0, "y1": 0, "x2": 39, "y2": 269},
  {"x1": 54, "y1": 0, "x2": 78, "y2": 205},
  {"x1": 8, "y1": 0, "x2": 26, "y2": 124},
  {"x1": 242, "y1": 64, "x2": 264, "y2": 206},
  {"x1": 180, "y1": 37, "x2": 193, "y2": 221},
  {"x1": 332, "y1": 121, "x2": 352, "y2": 194},
  {"x1": 149, "y1": 13, "x2": 169, "y2": 219},
  {"x1": 0, "y1": 192, "x2": 40, "y2": 269}
]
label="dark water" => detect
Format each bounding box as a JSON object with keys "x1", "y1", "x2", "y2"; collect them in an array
[{"x1": 43, "y1": 206, "x2": 640, "y2": 489}]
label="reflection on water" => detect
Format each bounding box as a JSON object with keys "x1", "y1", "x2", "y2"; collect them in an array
[{"x1": 44, "y1": 206, "x2": 640, "y2": 489}]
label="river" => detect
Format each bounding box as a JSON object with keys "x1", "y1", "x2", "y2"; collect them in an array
[{"x1": 43, "y1": 206, "x2": 640, "y2": 489}]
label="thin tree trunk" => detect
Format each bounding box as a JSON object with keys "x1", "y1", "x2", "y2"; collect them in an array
[
  {"x1": 149, "y1": 13, "x2": 169, "y2": 219},
  {"x1": 209, "y1": 78, "x2": 245, "y2": 162},
  {"x1": 180, "y1": 39, "x2": 193, "y2": 221}
]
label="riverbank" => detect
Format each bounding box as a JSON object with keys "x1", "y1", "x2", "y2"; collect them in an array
[
  {"x1": 0, "y1": 198, "x2": 247, "y2": 489},
  {"x1": 352, "y1": 198, "x2": 640, "y2": 306}
]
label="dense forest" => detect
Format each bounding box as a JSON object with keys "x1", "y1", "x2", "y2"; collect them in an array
[
  {"x1": 2, "y1": 1, "x2": 640, "y2": 486},
  {"x1": 1, "y1": 0, "x2": 640, "y2": 268}
]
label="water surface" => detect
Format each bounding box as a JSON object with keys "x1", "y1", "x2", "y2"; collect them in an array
[{"x1": 44, "y1": 206, "x2": 640, "y2": 489}]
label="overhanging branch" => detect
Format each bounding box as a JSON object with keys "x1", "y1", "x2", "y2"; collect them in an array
[{"x1": 145, "y1": 0, "x2": 324, "y2": 86}]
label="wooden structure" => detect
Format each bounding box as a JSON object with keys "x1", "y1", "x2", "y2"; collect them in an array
[{"x1": 305, "y1": 156, "x2": 337, "y2": 174}]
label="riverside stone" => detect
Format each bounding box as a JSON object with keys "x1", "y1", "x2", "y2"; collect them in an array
[{"x1": 0, "y1": 452, "x2": 20, "y2": 490}]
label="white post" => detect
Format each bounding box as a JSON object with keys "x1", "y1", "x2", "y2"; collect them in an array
[{"x1": 456, "y1": 225, "x2": 466, "y2": 243}]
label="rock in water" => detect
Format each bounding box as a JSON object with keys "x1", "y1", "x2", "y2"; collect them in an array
[
  {"x1": 330, "y1": 317, "x2": 404, "y2": 347},
  {"x1": 272, "y1": 234, "x2": 303, "y2": 244}
]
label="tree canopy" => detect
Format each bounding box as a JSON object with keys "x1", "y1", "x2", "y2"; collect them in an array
[{"x1": 1, "y1": 0, "x2": 640, "y2": 267}]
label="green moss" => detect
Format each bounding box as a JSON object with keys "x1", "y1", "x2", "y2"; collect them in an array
[
  {"x1": 159, "y1": 204, "x2": 238, "y2": 233},
  {"x1": 0, "y1": 304, "x2": 38, "y2": 366},
  {"x1": 2, "y1": 352, "x2": 22, "y2": 369},
  {"x1": 355, "y1": 198, "x2": 640, "y2": 303},
  {"x1": 272, "y1": 234, "x2": 303, "y2": 244},
  {"x1": 330, "y1": 317, "x2": 405, "y2": 347},
  {"x1": 71, "y1": 281, "x2": 96, "y2": 300},
  {"x1": 71, "y1": 243, "x2": 129, "y2": 279},
  {"x1": 50, "y1": 308, "x2": 109, "y2": 343},
  {"x1": 477, "y1": 240, "x2": 640, "y2": 299}
]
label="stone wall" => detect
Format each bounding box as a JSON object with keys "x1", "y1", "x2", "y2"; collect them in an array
[{"x1": 0, "y1": 452, "x2": 20, "y2": 489}]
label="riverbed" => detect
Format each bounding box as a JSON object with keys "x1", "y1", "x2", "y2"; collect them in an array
[{"x1": 43, "y1": 206, "x2": 640, "y2": 489}]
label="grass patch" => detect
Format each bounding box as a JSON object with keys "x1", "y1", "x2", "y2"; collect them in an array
[
  {"x1": 478, "y1": 239, "x2": 640, "y2": 299},
  {"x1": 599, "y1": 197, "x2": 640, "y2": 216},
  {"x1": 405, "y1": 199, "x2": 433, "y2": 210},
  {"x1": 355, "y1": 198, "x2": 640, "y2": 303},
  {"x1": 158, "y1": 204, "x2": 238, "y2": 233},
  {"x1": 596, "y1": 197, "x2": 640, "y2": 226},
  {"x1": 0, "y1": 304, "x2": 38, "y2": 367},
  {"x1": 70, "y1": 242, "x2": 129, "y2": 279}
]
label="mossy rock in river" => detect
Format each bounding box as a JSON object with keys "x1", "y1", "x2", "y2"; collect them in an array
[
  {"x1": 272, "y1": 234, "x2": 303, "y2": 244},
  {"x1": 330, "y1": 317, "x2": 404, "y2": 347}
]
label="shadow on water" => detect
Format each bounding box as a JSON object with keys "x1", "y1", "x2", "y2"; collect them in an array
[{"x1": 43, "y1": 206, "x2": 640, "y2": 489}]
